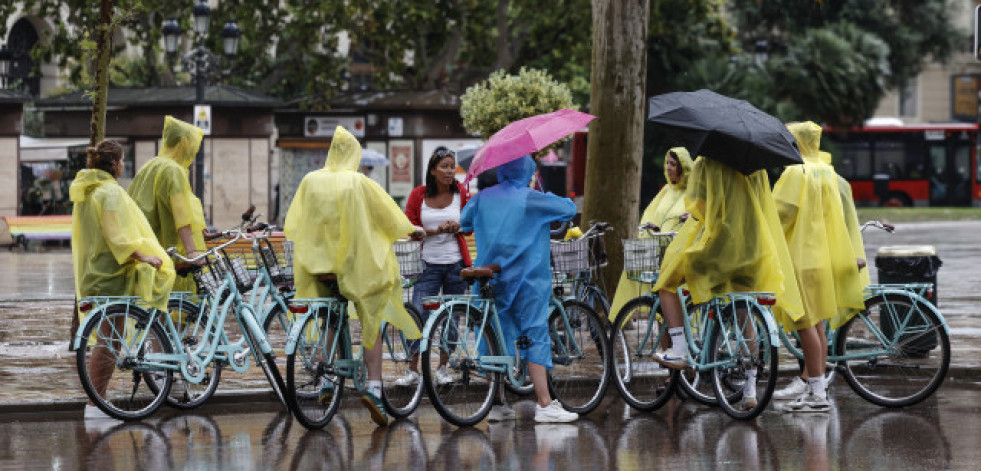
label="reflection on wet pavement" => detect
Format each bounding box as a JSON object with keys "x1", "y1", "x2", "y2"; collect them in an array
[{"x1": 2, "y1": 385, "x2": 981, "y2": 470}]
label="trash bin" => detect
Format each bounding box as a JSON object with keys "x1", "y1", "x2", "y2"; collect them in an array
[{"x1": 875, "y1": 245, "x2": 942, "y2": 354}]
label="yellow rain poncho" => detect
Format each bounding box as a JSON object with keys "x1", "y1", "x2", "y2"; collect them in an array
[
  {"x1": 773, "y1": 122, "x2": 869, "y2": 330},
  {"x1": 653, "y1": 156, "x2": 804, "y2": 324},
  {"x1": 127, "y1": 116, "x2": 206, "y2": 292},
  {"x1": 609, "y1": 147, "x2": 693, "y2": 320},
  {"x1": 284, "y1": 126, "x2": 420, "y2": 347},
  {"x1": 71, "y1": 169, "x2": 176, "y2": 312}
]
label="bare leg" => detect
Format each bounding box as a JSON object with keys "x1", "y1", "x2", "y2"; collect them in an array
[
  {"x1": 658, "y1": 290, "x2": 684, "y2": 329},
  {"x1": 816, "y1": 322, "x2": 828, "y2": 378},
  {"x1": 528, "y1": 361, "x2": 552, "y2": 407},
  {"x1": 364, "y1": 329, "x2": 383, "y2": 381},
  {"x1": 86, "y1": 317, "x2": 124, "y2": 405},
  {"x1": 797, "y1": 325, "x2": 825, "y2": 380}
]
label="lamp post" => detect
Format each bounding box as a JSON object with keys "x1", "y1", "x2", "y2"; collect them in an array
[
  {"x1": 0, "y1": 44, "x2": 11, "y2": 89},
  {"x1": 162, "y1": 0, "x2": 240, "y2": 197}
]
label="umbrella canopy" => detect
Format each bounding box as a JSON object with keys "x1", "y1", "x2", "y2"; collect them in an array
[
  {"x1": 647, "y1": 89, "x2": 802, "y2": 174},
  {"x1": 465, "y1": 109, "x2": 595, "y2": 183},
  {"x1": 360, "y1": 148, "x2": 389, "y2": 167}
]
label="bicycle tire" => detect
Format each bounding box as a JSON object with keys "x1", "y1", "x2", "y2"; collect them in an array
[
  {"x1": 260, "y1": 302, "x2": 291, "y2": 408},
  {"x1": 834, "y1": 293, "x2": 950, "y2": 407},
  {"x1": 76, "y1": 304, "x2": 173, "y2": 421},
  {"x1": 707, "y1": 304, "x2": 777, "y2": 420},
  {"x1": 381, "y1": 303, "x2": 425, "y2": 418},
  {"x1": 548, "y1": 299, "x2": 611, "y2": 414},
  {"x1": 158, "y1": 298, "x2": 222, "y2": 410},
  {"x1": 677, "y1": 304, "x2": 718, "y2": 406},
  {"x1": 423, "y1": 304, "x2": 499, "y2": 426},
  {"x1": 609, "y1": 296, "x2": 676, "y2": 412},
  {"x1": 286, "y1": 306, "x2": 349, "y2": 429}
]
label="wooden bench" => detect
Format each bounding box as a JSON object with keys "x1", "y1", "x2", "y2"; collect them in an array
[{"x1": 2, "y1": 215, "x2": 73, "y2": 249}]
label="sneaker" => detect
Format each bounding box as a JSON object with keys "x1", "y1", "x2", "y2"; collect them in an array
[
  {"x1": 653, "y1": 352, "x2": 692, "y2": 371},
  {"x1": 773, "y1": 376, "x2": 808, "y2": 401},
  {"x1": 435, "y1": 366, "x2": 454, "y2": 385},
  {"x1": 785, "y1": 393, "x2": 830, "y2": 413},
  {"x1": 393, "y1": 370, "x2": 420, "y2": 387},
  {"x1": 83, "y1": 404, "x2": 120, "y2": 421},
  {"x1": 535, "y1": 400, "x2": 579, "y2": 423},
  {"x1": 487, "y1": 404, "x2": 516, "y2": 422},
  {"x1": 360, "y1": 391, "x2": 390, "y2": 426}
]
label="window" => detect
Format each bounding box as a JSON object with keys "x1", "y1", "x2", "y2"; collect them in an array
[{"x1": 899, "y1": 78, "x2": 918, "y2": 117}]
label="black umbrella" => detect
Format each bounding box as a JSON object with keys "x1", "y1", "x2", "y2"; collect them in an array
[
  {"x1": 647, "y1": 89, "x2": 802, "y2": 174},
  {"x1": 454, "y1": 145, "x2": 481, "y2": 171}
]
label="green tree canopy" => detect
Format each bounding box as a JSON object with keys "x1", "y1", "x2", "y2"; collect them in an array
[{"x1": 459, "y1": 67, "x2": 576, "y2": 140}]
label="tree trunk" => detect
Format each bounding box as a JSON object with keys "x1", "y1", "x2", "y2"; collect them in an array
[
  {"x1": 89, "y1": 0, "x2": 114, "y2": 146},
  {"x1": 583, "y1": 0, "x2": 649, "y2": 303}
]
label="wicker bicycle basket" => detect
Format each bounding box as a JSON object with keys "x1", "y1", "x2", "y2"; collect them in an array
[
  {"x1": 394, "y1": 239, "x2": 424, "y2": 279},
  {"x1": 253, "y1": 238, "x2": 294, "y2": 287},
  {"x1": 621, "y1": 233, "x2": 675, "y2": 283}
]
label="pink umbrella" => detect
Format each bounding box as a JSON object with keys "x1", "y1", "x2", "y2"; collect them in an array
[{"x1": 465, "y1": 109, "x2": 596, "y2": 184}]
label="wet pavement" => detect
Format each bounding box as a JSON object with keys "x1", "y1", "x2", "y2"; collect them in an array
[{"x1": 1, "y1": 382, "x2": 980, "y2": 470}]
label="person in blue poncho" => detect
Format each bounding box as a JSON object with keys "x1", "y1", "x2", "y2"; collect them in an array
[{"x1": 460, "y1": 155, "x2": 579, "y2": 423}]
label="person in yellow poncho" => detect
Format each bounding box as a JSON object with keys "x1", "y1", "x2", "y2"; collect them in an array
[
  {"x1": 770, "y1": 121, "x2": 870, "y2": 411},
  {"x1": 609, "y1": 147, "x2": 693, "y2": 321},
  {"x1": 651, "y1": 156, "x2": 804, "y2": 407},
  {"x1": 71, "y1": 140, "x2": 176, "y2": 418},
  {"x1": 128, "y1": 116, "x2": 208, "y2": 293},
  {"x1": 284, "y1": 125, "x2": 420, "y2": 427}
]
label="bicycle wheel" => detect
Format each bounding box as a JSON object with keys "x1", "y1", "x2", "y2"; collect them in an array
[
  {"x1": 423, "y1": 303, "x2": 499, "y2": 426},
  {"x1": 158, "y1": 298, "x2": 221, "y2": 410},
  {"x1": 677, "y1": 303, "x2": 718, "y2": 406},
  {"x1": 834, "y1": 293, "x2": 950, "y2": 407},
  {"x1": 609, "y1": 296, "x2": 676, "y2": 411},
  {"x1": 707, "y1": 304, "x2": 777, "y2": 420},
  {"x1": 76, "y1": 304, "x2": 173, "y2": 421},
  {"x1": 548, "y1": 299, "x2": 611, "y2": 414},
  {"x1": 381, "y1": 303, "x2": 425, "y2": 418},
  {"x1": 259, "y1": 303, "x2": 291, "y2": 408},
  {"x1": 286, "y1": 306, "x2": 349, "y2": 429}
]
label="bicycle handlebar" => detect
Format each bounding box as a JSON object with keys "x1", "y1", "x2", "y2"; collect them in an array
[
  {"x1": 167, "y1": 230, "x2": 245, "y2": 263},
  {"x1": 860, "y1": 220, "x2": 895, "y2": 233}
]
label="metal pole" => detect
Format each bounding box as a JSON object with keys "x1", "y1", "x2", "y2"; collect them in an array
[{"x1": 194, "y1": 34, "x2": 206, "y2": 197}]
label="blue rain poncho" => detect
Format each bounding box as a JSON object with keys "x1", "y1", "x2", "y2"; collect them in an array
[
  {"x1": 460, "y1": 155, "x2": 577, "y2": 369},
  {"x1": 773, "y1": 122, "x2": 869, "y2": 330}
]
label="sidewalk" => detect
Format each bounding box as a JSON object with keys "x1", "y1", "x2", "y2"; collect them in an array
[{"x1": 1, "y1": 220, "x2": 979, "y2": 413}]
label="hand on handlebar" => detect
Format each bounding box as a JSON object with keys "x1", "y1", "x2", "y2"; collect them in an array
[
  {"x1": 134, "y1": 252, "x2": 163, "y2": 270},
  {"x1": 857, "y1": 258, "x2": 867, "y2": 270},
  {"x1": 186, "y1": 250, "x2": 207, "y2": 266}
]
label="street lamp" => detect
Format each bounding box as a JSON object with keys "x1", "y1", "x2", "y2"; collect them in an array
[
  {"x1": 162, "y1": 0, "x2": 240, "y2": 196},
  {"x1": 0, "y1": 44, "x2": 11, "y2": 89}
]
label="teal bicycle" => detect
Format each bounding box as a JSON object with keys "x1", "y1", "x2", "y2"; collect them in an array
[
  {"x1": 73, "y1": 230, "x2": 288, "y2": 420},
  {"x1": 774, "y1": 221, "x2": 950, "y2": 407},
  {"x1": 419, "y1": 263, "x2": 610, "y2": 426},
  {"x1": 282, "y1": 254, "x2": 425, "y2": 430}
]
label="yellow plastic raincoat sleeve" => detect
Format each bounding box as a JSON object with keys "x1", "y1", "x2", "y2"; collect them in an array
[
  {"x1": 609, "y1": 147, "x2": 693, "y2": 321},
  {"x1": 71, "y1": 169, "x2": 175, "y2": 312},
  {"x1": 284, "y1": 126, "x2": 419, "y2": 348},
  {"x1": 653, "y1": 157, "x2": 804, "y2": 323},
  {"x1": 773, "y1": 122, "x2": 868, "y2": 330}
]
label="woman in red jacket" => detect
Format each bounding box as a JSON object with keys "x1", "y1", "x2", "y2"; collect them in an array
[{"x1": 397, "y1": 148, "x2": 473, "y2": 387}]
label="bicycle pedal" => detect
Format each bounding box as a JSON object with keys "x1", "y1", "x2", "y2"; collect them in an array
[{"x1": 516, "y1": 336, "x2": 532, "y2": 350}]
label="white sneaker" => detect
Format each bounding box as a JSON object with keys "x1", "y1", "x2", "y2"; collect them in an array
[
  {"x1": 773, "y1": 376, "x2": 808, "y2": 401},
  {"x1": 653, "y1": 352, "x2": 692, "y2": 371},
  {"x1": 535, "y1": 400, "x2": 579, "y2": 423},
  {"x1": 84, "y1": 404, "x2": 120, "y2": 421},
  {"x1": 785, "y1": 392, "x2": 831, "y2": 413},
  {"x1": 393, "y1": 370, "x2": 420, "y2": 387},
  {"x1": 435, "y1": 366, "x2": 453, "y2": 385},
  {"x1": 487, "y1": 404, "x2": 516, "y2": 422}
]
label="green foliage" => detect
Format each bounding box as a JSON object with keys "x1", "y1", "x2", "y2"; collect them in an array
[
  {"x1": 459, "y1": 67, "x2": 577, "y2": 140},
  {"x1": 648, "y1": 0, "x2": 737, "y2": 96}
]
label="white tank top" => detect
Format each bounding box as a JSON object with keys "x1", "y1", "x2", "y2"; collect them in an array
[{"x1": 420, "y1": 193, "x2": 463, "y2": 264}]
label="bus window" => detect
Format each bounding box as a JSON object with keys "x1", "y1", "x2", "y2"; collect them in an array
[
  {"x1": 928, "y1": 144, "x2": 947, "y2": 204},
  {"x1": 953, "y1": 143, "x2": 972, "y2": 204},
  {"x1": 837, "y1": 141, "x2": 871, "y2": 178},
  {"x1": 875, "y1": 140, "x2": 906, "y2": 178}
]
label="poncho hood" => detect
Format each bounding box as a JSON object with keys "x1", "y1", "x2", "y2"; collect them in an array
[
  {"x1": 663, "y1": 147, "x2": 693, "y2": 190},
  {"x1": 70, "y1": 169, "x2": 115, "y2": 203},
  {"x1": 787, "y1": 121, "x2": 823, "y2": 164},
  {"x1": 497, "y1": 155, "x2": 536, "y2": 187},
  {"x1": 160, "y1": 116, "x2": 204, "y2": 169},
  {"x1": 819, "y1": 151, "x2": 832, "y2": 165},
  {"x1": 325, "y1": 126, "x2": 361, "y2": 172}
]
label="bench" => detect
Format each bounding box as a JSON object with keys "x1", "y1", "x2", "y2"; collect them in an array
[{"x1": 1, "y1": 215, "x2": 73, "y2": 249}]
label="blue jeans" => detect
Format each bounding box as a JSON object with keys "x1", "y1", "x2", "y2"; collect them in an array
[{"x1": 410, "y1": 260, "x2": 468, "y2": 354}]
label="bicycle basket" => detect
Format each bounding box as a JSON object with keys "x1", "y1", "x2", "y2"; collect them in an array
[
  {"x1": 551, "y1": 235, "x2": 593, "y2": 278},
  {"x1": 622, "y1": 233, "x2": 675, "y2": 283},
  {"x1": 394, "y1": 239, "x2": 424, "y2": 279},
  {"x1": 219, "y1": 245, "x2": 257, "y2": 292},
  {"x1": 194, "y1": 256, "x2": 226, "y2": 297},
  {"x1": 254, "y1": 237, "x2": 294, "y2": 287}
]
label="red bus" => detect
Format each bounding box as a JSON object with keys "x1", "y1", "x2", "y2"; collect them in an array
[{"x1": 822, "y1": 122, "x2": 979, "y2": 206}]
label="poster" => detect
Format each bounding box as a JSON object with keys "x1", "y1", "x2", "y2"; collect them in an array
[{"x1": 388, "y1": 140, "x2": 414, "y2": 207}]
